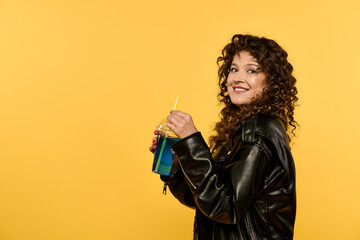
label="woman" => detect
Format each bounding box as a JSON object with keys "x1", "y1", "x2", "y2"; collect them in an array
[{"x1": 150, "y1": 34, "x2": 298, "y2": 240}]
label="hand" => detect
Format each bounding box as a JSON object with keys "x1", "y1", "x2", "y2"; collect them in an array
[
  {"x1": 166, "y1": 110, "x2": 198, "y2": 139},
  {"x1": 149, "y1": 130, "x2": 165, "y2": 153}
]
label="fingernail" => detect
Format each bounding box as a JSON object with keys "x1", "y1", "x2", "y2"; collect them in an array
[
  {"x1": 152, "y1": 144, "x2": 156, "y2": 148},
  {"x1": 170, "y1": 110, "x2": 173, "y2": 113},
  {"x1": 152, "y1": 139, "x2": 156, "y2": 143}
]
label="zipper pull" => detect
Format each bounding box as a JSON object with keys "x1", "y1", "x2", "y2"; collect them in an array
[{"x1": 162, "y1": 183, "x2": 168, "y2": 195}]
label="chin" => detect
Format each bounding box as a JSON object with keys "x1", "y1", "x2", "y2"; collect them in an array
[
  {"x1": 234, "y1": 102, "x2": 250, "y2": 107},
  {"x1": 230, "y1": 98, "x2": 251, "y2": 106}
]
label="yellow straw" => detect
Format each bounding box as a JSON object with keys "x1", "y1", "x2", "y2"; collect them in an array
[
  {"x1": 155, "y1": 97, "x2": 179, "y2": 173},
  {"x1": 166, "y1": 96, "x2": 179, "y2": 137},
  {"x1": 173, "y1": 96, "x2": 179, "y2": 111}
]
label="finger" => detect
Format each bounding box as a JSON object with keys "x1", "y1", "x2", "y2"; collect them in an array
[
  {"x1": 149, "y1": 144, "x2": 156, "y2": 153},
  {"x1": 154, "y1": 129, "x2": 166, "y2": 137},
  {"x1": 157, "y1": 131, "x2": 166, "y2": 137},
  {"x1": 171, "y1": 110, "x2": 193, "y2": 123},
  {"x1": 167, "y1": 114, "x2": 181, "y2": 127},
  {"x1": 149, "y1": 140, "x2": 156, "y2": 147},
  {"x1": 166, "y1": 121, "x2": 179, "y2": 136},
  {"x1": 171, "y1": 110, "x2": 189, "y2": 118}
]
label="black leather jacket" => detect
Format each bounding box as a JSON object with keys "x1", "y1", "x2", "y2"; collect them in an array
[{"x1": 162, "y1": 114, "x2": 296, "y2": 240}]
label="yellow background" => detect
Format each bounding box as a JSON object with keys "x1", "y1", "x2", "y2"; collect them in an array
[{"x1": 1, "y1": 0, "x2": 359, "y2": 239}]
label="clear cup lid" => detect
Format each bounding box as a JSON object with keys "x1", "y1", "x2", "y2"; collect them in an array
[{"x1": 156, "y1": 119, "x2": 177, "y2": 138}]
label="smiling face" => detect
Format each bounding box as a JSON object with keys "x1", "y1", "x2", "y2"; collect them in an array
[{"x1": 227, "y1": 51, "x2": 267, "y2": 106}]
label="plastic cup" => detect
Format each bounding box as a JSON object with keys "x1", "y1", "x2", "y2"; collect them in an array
[
  {"x1": 152, "y1": 119, "x2": 179, "y2": 176},
  {"x1": 152, "y1": 135, "x2": 179, "y2": 176}
]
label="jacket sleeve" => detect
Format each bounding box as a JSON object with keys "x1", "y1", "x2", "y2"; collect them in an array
[
  {"x1": 160, "y1": 162, "x2": 196, "y2": 209},
  {"x1": 172, "y1": 131, "x2": 271, "y2": 224}
]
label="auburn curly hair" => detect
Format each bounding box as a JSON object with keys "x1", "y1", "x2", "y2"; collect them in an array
[{"x1": 209, "y1": 34, "x2": 298, "y2": 149}]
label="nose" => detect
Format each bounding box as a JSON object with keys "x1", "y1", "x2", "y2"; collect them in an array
[{"x1": 233, "y1": 70, "x2": 245, "y2": 83}]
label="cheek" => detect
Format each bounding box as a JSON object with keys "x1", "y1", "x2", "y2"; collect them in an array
[
  {"x1": 252, "y1": 76, "x2": 266, "y2": 91},
  {"x1": 258, "y1": 81, "x2": 267, "y2": 91},
  {"x1": 226, "y1": 76, "x2": 232, "y2": 85},
  {"x1": 226, "y1": 77, "x2": 232, "y2": 89}
]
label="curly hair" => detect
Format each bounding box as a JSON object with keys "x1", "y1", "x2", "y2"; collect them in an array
[{"x1": 209, "y1": 34, "x2": 298, "y2": 149}]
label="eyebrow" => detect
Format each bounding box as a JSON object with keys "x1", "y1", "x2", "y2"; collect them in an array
[
  {"x1": 230, "y1": 63, "x2": 261, "y2": 68},
  {"x1": 246, "y1": 63, "x2": 260, "y2": 67}
]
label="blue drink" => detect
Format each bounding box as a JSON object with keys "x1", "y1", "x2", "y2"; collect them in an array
[{"x1": 152, "y1": 136, "x2": 180, "y2": 176}]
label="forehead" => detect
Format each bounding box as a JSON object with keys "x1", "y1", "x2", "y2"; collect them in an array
[{"x1": 232, "y1": 51, "x2": 258, "y2": 63}]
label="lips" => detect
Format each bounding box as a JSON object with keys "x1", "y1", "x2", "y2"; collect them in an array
[{"x1": 233, "y1": 86, "x2": 249, "y2": 93}]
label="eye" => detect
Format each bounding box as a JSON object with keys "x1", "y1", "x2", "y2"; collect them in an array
[
  {"x1": 247, "y1": 69, "x2": 257, "y2": 74},
  {"x1": 230, "y1": 67, "x2": 238, "y2": 72}
]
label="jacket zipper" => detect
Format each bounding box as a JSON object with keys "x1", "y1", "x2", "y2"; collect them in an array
[
  {"x1": 183, "y1": 172, "x2": 197, "y2": 190},
  {"x1": 162, "y1": 183, "x2": 167, "y2": 195}
]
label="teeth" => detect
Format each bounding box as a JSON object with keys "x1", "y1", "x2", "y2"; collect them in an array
[{"x1": 234, "y1": 88, "x2": 247, "y2": 91}]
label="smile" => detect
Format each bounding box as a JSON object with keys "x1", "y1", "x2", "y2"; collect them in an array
[{"x1": 233, "y1": 87, "x2": 249, "y2": 93}]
